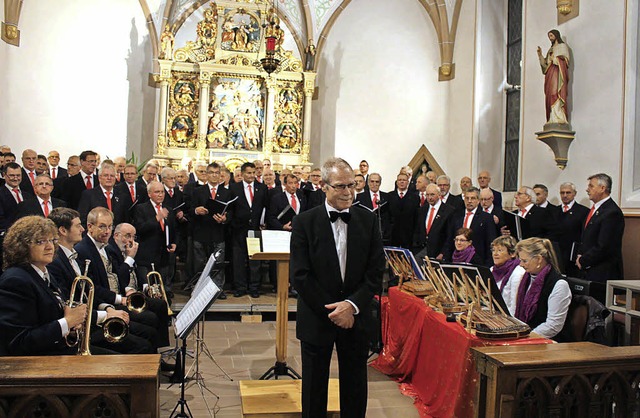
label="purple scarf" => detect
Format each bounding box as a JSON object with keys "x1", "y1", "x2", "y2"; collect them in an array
[
  {"x1": 492, "y1": 258, "x2": 521, "y2": 292},
  {"x1": 515, "y1": 264, "x2": 552, "y2": 323},
  {"x1": 452, "y1": 245, "x2": 476, "y2": 263}
]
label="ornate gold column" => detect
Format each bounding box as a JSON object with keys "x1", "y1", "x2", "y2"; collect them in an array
[
  {"x1": 155, "y1": 64, "x2": 172, "y2": 156},
  {"x1": 197, "y1": 70, "x2": 213, "y2": 160},
  {"x1": 301, "y1": 72, "x2": 316, "y2": 163},
  {"x1": 264, "y1": 75, "x2": 278, "y2": 156}
]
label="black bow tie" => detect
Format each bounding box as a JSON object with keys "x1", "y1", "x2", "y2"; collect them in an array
[{"x1": 329, "y1": 211, "x2": 351, "y2": 223}]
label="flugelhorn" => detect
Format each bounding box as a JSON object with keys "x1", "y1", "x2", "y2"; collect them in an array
[
  {"x1": 126, "y1": 290, "x2": 146, "y2": 313},
  {"x1": 102, "y1": 316, "x2": 128, "y2": 343},
  {"x1": 146, "y1": 263, "x2": 174, "y2": 316},
  {"x1": 65, "y1": 260, "x2": 94, "y2": 356}
]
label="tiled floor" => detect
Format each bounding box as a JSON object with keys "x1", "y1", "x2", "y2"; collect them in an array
[{"x1": 158, "y1": 318, "x2": 420, "y2": 417}]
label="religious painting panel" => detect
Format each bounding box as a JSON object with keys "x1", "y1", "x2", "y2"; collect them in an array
[
  {"x1": 220, "y1": 8, "x2": 262, "y2": 53},
  {"x1": 272, "y1": 80, "x2": 303, "y2": 154},
  {"x1": 207, "y1": 76, "x2": 265, "y2": 151},
  {"x1": 167, "y1": 72, "x2": 200, "y2": 148}
]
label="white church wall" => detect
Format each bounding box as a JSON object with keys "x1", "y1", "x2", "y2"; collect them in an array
[
  {"x1": 519, "y1": 0, "x2": 627, "y2": 208},
  {"x1": 0, "y1": 0, "x2": 151, "y2": 163}
]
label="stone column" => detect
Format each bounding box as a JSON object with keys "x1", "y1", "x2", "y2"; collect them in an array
[
  {"x1": 301, "y1": 73, "x2": 316, "y2": 163},
  {"x1": 156, "y1": 66, "x2": 172, "y2": 156},
  {"x1": 197, "y1": 71, "x2": 213, "y2": 159},
  {"x1": 263, "y1": 75, "x2": 278, "y2": 156}
]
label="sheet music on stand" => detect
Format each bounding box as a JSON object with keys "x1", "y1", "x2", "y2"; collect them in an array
[
  {"x1": 261, "y1": 230, "x2": 291, "y2": 253},
  {"x1": 175, "y1": 277, "x2": 221, "y2": 340},
  {"x1": 191, "y1": 252, "x2": 218, "y2": 296}
]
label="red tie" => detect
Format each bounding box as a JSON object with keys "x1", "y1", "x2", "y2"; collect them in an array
[
  {"x1": 520, "y1": 209, "x2": 527, "y2": 217},
  {"x1": 399, "y1": 192, "x2": 404, "y2": 199},
  {"x1": 485, "y1": 208, "x2": 489, "y2": 213},
  {"x1": 12, "y1": 188, "x2": 22, "y2": 203},
  {"x1": 105, "y1": 191, "x2": 112, "y2": 211},
  {"x1": 129, "y1": 185, "x2": 135, "y2": 202},
  {"x1": 210, "y1": 186, "x2": 216, "y2": 200},
  {"x1": 291, "y1": 194, "x2": 297, "y2": 212},
  {"x1": 42, "y1": 200, "x2": 50, "y2": 217},
  {"x1": 426, "y1": 206, "x2": 435, "y2": 234},
  {"x1": 168, "y1": 189, "x2": 174, "y2": 198},
  {"x1": 563, "y1": 205, "x2": 568, "y2": 213},
  {"x1": 584, "y1": 205, "x2": 595, "y2": 227},
  {"x1": 156, "y1": 204, "x2": 165, "y2": 231},
  {"x1": 463, "y1": 211, "x2": 472, "y2": 228},
  {"x1": 372, "y1": 193, "x2": 378, "y2": 209},
  {"x1": 51, "y1": 167, "x2": 56, "y2": 180},
  {"x1": 247, "y1": 184, "x2": 254, "y2": 203},
  {"x1": 85, "y1": 175, "x2": 92, "y2": 189},
  {"x1": 28, "y1": 171, "x2": 35, "y2": 186},
  {"x1": 420, "y1": 193, "x2": 425, "y2": 207}
]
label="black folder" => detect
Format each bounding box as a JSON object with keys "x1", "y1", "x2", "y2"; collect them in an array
[{"x1": 502, "y1": 210, "x2": 530, "y2": 241}]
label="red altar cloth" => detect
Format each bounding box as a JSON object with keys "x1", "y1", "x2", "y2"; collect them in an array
[{"x1": 371, "y1": 286, "x2": 552, "y2": 418}]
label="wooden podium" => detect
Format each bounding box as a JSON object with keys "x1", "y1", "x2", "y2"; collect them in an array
[{"x1": 250, "y1": 252, "x2": 301, "y2": 379}]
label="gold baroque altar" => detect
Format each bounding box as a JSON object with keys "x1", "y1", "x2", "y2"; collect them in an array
[{"x1": 154, "y1": 0, "x2": 316, "y2": 169}]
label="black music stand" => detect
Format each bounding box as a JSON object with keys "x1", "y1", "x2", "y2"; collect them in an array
[{"x1": 170, "y1": 276, "x2": 222, "y2": 418}]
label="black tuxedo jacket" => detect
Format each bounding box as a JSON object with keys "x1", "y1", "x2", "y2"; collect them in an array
[
  {"x1": 552, "y1": 202, "x2": 589, "y2": 276},
  {"x1": 47, "y1": 247, "x2": 78, "y2": 297},
  {"x1": 0, "y1": 265, "x2": 74, "y2": 356},
  {"x1": 75, "y1": 235, "x2": 120, "y2": 305},
  {"x1": 62, "y1": 172, "x2": 99, "y2": 210},
  {"x1": 190, "y1": 184, "x2": 232, "y2": 243},
  {"x1": 354, "y1": 191, "x2": 390, "y2": 241},
  {"x1": 443, "y1": 193, "x2": 465, "y2": 215},
  {"x1": 267, "y1": 190, "x2": 307, "y2": 230},
  {"x1": 0, "y1": 186, "x2": 32, "y2": 231},
  {"x1": 490, "y1": 187, "x2": 502, "y2": 209},
  {"x1": 387, "y1": 190, "x2": 419, "y2": 248},
  {"x1": 106, "y1": 240, "x2": 139, "y2": 290},
  {"x1": 19, "y1": 168, "x2": 36, "y2": 195},
  {"x1": 77, "y1": 187, "x2": 128, "y2": 227},
  {"x1": 229, "y1": 181, "x2": 268, "y2": 230},
  {"x1": 132, "y1": 201, "x2": 176, "y2": 268},
  {"x1": 290, "y1": 205, "x2": 384, "y2": 346},
  {"x1": 449, "y1": 209, "x2": 497, "y2": 266},
  {"x1": 162, "y1": 187, "x2": 184, "y2": 211},
  {"x1": 114, "y1": 181, "x2": 149, "y2": 211},
  {"x1": 521, "y1": 205, "x2": 556, "y2": 240},
  {"x1": 579, "y1": 198, "x2": 625, "y2": 282},
  {"x1": 484, "y1": 205, "x2": 505, "y2": 235},
  {"x1": 304, "y1": 187, "x2": 325, "y2": 209},
  {"x1": 50, "y1": 166, "x2": 68, "y2": 179},
  {"x1": 16, "y1": 196, "x2": 67, "y2": 218},
  {"x1": 413, "y1": 202, "x2": 456, "y2": 258}
]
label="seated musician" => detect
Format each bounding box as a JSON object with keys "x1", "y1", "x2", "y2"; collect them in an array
[
  {"x1": 47, "y1": 208, "x2": 154, "y2": 354},
  {"x1": 514, "y1": 237, "x2": 572, "y2": 341},
  {"x1": 451, "y1": 228, "x2": 482, "y2": 265},
  {"x1": 0, "y1": 216, "x2": 86, "y2": 355},
  {"x1": 489, "y1": 236, "x2": 524, "y2": 316}
]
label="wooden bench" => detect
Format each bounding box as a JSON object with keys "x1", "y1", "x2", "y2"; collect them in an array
[
  {"x1": 472, "y1": 342, "x2": 640, "y2": 418},
  {"x1": 0, "y1": 354, "x2": 160, "y2": 418}
]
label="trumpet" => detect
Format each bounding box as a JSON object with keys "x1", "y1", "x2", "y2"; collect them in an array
[
  {"x1": 65, "y1": 260, "x2": 94, "y2": 356},
  {"x1": 126, "y1": 291, "x2": 147, "y2": 313},
  {"x1": 146, "y1": 264, "x2": 174, "y2": 316},
  {"x1": 103, "y1": 316, "x2": 128, "y2": 343}
]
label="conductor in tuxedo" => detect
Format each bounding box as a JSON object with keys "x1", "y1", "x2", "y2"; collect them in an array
[
  {"x1": 290, "y1": 158, "x2": 384, "y2": 418},
  {"x1": 576, "y1": 173, "x2": 625, "y2": 282}
]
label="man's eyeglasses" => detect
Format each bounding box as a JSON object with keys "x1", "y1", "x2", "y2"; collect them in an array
[{"x1": 328, "y1": 183, "x2": 356, "y2": 191}]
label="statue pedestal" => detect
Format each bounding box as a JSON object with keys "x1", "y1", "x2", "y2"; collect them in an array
[{"x1": 535, "y1": 123, "x2": 575, "y2": 170}]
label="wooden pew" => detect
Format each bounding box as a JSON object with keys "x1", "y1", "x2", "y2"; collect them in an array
[
  {"x1": 0, "y1": 354, "x2": 160, "y2": 418},
  {"x1": 472, "y1": 342, "x2": 640, "y2": 418}
]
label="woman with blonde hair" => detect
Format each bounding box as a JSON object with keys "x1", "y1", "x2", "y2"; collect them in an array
[{"x1": 514, "y1": 237, "x2": 572, "y2": 341}]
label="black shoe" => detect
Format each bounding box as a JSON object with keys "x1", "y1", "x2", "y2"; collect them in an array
[
  {"x1": 218, "y1": 291, "x2": 227, "y2": 300},
  {"x1": 233, "y1": 290, "x2": 247, "y2": 297},
  {"x1": 160, "y1": 360, "x2": 176, "y2": 372},
  {"x1": 250, "y1": 291, "x2": 260, "y2": 298}
]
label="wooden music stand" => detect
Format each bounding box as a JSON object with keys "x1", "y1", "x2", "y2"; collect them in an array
[{"x1": 250, "y1": 252, "x2": 301, "y2": 380}]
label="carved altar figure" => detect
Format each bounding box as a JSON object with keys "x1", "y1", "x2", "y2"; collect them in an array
[
  {"x1": 171, "y1": 115, "x2": 193, "y2": 144},
  {"x1": 197, "y1": 5, "x2": 218, "y2": 48},
  {"x1": 159, "y1": 25, "x2": 174, "y2": 60},
  {"x1": 305, "y1": 41, "x2": 316, "y2": 71},
  {"x1": 537, "y1": 29, "x2": 570, "y2": 125},
  {"x1": 277, "y1": 123, "x2": 297, "y2": 150}
]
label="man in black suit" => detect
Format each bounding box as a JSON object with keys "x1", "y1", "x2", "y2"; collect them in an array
[
  {"x1": 17, "y1": 174, "x2": 66, "y2": 218},
  {"x1": 477, "y1": 170, "x2": 502, "y2": 210},
  {"x1": 437, "y1": 175, "x2": 465, "y2": 214},
  {"x1": 387, "y1": 172, "x2": 419, "y2": 249},
  {"x1": 132, "y1": 181, "x2": 176, "y2": 292},
  {"x1": 229, "y1": 162, "x2": 268, "y2": 298},
  {"x1": 533, "y1": 183, "x2": 558, "y2": 210},
  {"x1": 448, "y1": 187, "x2": 497, "y2": 266},
  {"x1": 19, "y1": 149, "x2": 38, "y2": 196},
  {"x1": 115, "y1": 163, "x2": 148, "y2": 221},
  {"x1": 304, "y1": 168, "x2": 325, "y2": 209},
  {"x1": 47, "y1": 150, "x2": 68, "y2": 180},
  {"x1": 267, "y1": 173, "x2": 307, "y2": 231},
  {"x1": 1, "y1": 163, "x2": 32, "y2": 233},
  {"x1": 78, "y1": 164, "x2": 127, "y2": 227},
  {"x1": 479, "y1": 187, "x2": 504, "y2": 236},
  {"x1": 161, "y1": 166, "x2": 186, "y2": 293},
  {"x1": 62, "y1": 150, "x2": 98, "y2": 210},
  {"x1": 415, "y1": 175, "x2": 428, "y2": 207},
  {"x1": 358, "y1": 160, "x2": 370, "y2": 185},
  {"x1": 354, "y1": 173, "x2": 390, "y2": 241},
  {"x1": 413, "y1": 183, "x2": 456, "y2": 260},
  {"x1": 553, "y1": 182, "x2": 589, "y2": 277},
  {"x1": 577, "y1": 173, "x2": 625, "y2": 282},
  {"x1": 290, "y1": 157, "x2": 384, "y2": 418},
  {"x1": 191, "y1": 163, "x2": 231, "y2": 298},
  {"x1": 511, "y1": 186, "x2": 556, "y2": 240}
]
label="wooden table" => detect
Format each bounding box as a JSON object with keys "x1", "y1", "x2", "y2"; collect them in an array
[
  {"x1": 472, "y1": 342, "x2": 640, "y2": 417},
  {"x1": 0, "y1": 354, "x2": 160, "y2": 418},
  {"x1": 250, "y1": 252, "x2": 300, "y2": 379}
]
